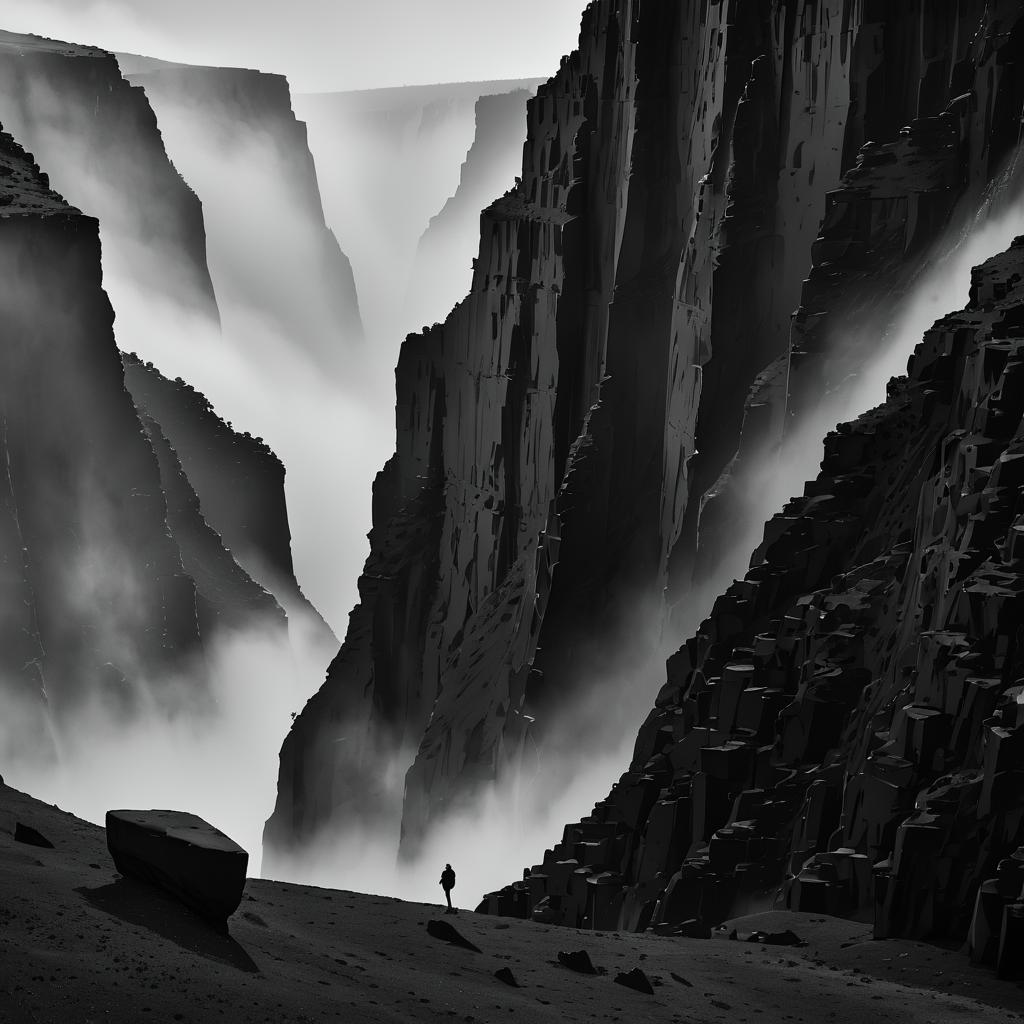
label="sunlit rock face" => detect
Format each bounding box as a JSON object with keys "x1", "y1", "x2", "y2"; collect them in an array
[
  {"x1": 119, "y1": 56, "x2": 363, "y2": 375},
  {"x1": 0, "y1": 30, "x2": 219, "y2": 329},
  {"x1": 267, "y1": 0, "x2": 1024, "y2": 890}
]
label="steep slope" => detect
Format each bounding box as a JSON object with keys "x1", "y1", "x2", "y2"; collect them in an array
[
  {"x1": 482, "y1": 233, "x2": 1024, "y2": 955},
  {"x1": 4, "y1": 782, "x2": 1020, "y2": 1024},
  {"x1": 0, "y1": 126, "x2": 209, "y2": 755},
  {"x1": 0, "y1": 30, "x2": 218, "y2": 328},
  {"x1": 119, "y1": 56, "x2": 363, "y2": 374},
  {"x1": 122, "y1": 353, "x2": 336, "y2": 650},
  {"x1": 294, "y1": 79, "x2": 542, "y2": 346},
  {"x1": 404, "y1": 88, "x2": 535, "y2": 333},
  {"x1": 266, "y1": 0, "x2": 1024, "y2": 881}
]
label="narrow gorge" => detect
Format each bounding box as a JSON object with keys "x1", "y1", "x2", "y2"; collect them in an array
[{"x1": 266, "y1": 0, "x2": 1024, "y2": 965}]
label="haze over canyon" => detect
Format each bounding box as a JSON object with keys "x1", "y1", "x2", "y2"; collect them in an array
[{"x1": 3, "y1": 3, "x2": 1024, "y2": 1021}]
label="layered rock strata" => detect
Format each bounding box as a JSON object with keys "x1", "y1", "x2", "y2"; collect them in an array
[
  {"x1": 267, "y1": 1, "x2": 1024, "y2": 868},
  {"x1": 481, "y1": 236, "x2": 1024, "y2": 950}
]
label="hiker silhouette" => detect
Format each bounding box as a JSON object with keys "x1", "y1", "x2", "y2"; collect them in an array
[{"x1": 440, "y1": 863, "x2": 456, "y2": 913}]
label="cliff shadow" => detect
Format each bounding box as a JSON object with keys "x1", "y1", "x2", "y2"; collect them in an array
[{"x1": 75, "y1": 877, "x2": 260, "y2": 973}]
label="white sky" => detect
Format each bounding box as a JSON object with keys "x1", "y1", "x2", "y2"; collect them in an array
[{"x1": 1, "y1": 0, "x2": 585, "y2": 92}]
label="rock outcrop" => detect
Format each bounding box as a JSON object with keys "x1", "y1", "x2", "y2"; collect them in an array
[
  {"x1": 481, "y1": 234, "x2": 1024, "y2": 950},
  {"x1": 119, "y1": 56, "x2": 363, "y2": 372},
  {"x1": 404, "y1": 88, "x2": 535, "y2": 333},
  {"x1": 267, "y1": 0, "x2": 1024, "y2": 875},
  {"x1": 106, "y1": 808, "x2": 248, "y2": 929}
]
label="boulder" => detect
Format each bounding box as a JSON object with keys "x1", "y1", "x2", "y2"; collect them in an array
[{"x1": 105, "y1": 809, "x2": 247, "y2": 929}]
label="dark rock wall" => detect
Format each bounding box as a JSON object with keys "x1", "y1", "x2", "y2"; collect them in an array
[
  {"x1": 482, "y1": 234, "x2": 1024, "y2": 949},
  {"x1": 267, "y1": 0, "x2": 1024, "y2": 873},
  {"x1": 0, "y1": 129, "x2": 206, "y2": 733},
  {"x1": 134, "y1": 407, "x2": 286, "y2": 637},
  {"x1": 0, "y1": 30, "x2": 218, "y2": 325},
  {"x1": 121, "y1": 354, "x2": 333, "y2": 647}
]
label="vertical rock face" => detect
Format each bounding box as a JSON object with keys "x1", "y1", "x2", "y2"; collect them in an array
[
  {"x1": 0, "y1": 30, "x2": 218, "y2": 327},
  {"x1": 404, "y1": 89, "x2": 536, "y2": 333},
  {"x1": 483, "y1": 234, "x2": 1024, "y2": 944},
  {"x1": 119, "y1": 57, "x2": 363, "y2": 371},
  {"x1": 0, "y1": 128, "x2": 206, "y2": 743},
  {"x1": 266, "y1": 0, "x2": 1024, "y2": 881}
]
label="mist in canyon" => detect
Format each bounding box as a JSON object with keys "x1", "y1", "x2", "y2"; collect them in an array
[
  {"x1": 6, "y1": 2, "x2": 1022, "y2": 919},
  {"x1": 0, "y1": 11, "x2": 569, "y2": 902}
]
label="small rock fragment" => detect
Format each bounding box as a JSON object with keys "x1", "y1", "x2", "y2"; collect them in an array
[
  {"x1": 557, "y1": 949, "x2": 598, "y2": 974},
  {"x1": 748, "y1": 929, "x2": 804, "y2": 947},
  {"x1": 494, "y1": 967, "x2": 519, "y2": 986},
  {"x1": 677, "y1": 919, "x2": 712, "y2": 939},
  {"x1": 670, "y1": 971, "x2": 693, "y2": 987},
  {"x1": 614, "y1": 967, "x2": 654, "y2": 995},
  {"x1": 426, "y1": 919, "x2": 482, "y2": 952}
]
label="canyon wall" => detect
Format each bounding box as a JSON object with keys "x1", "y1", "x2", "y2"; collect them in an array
[
  {"x1": 120, "y1": 56, "x2": 363, "y2": 374},
  {"x1": 404, "y1": 88, "x2": 535, "y2": 334},
  {"x1": 122, "y1": 354, "x2": 336, "y2": 649},
  {"x1": 0, "y1": 30, "x2": 218, "y2": 329},
  {"x1": 266, "y1": 0, "x2": 1024, "y2": 885},
  {"x1": 294, "y1": 79, "x2": 542, "y2": 346},
  {"x1": 0, "y1": 127, "x2": 209, "y2": 755},
  {"x1": 483, "y1": 229, "x2": 1024, "y2": 954}
]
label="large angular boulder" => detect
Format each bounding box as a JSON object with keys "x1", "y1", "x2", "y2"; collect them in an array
[{"x1": 106, "y1": 810, "x2": 248, "y2": 929}]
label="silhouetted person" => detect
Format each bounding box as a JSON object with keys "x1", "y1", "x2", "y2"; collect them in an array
[{"x1": 440, "y1": 863, "x2": 456, "y2": 913}]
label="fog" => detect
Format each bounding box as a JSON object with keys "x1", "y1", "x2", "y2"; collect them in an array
[
  {"x1": 2, "y1": 612, "x2": 328, "y2": 874},
  {"x1": 5, "y1": 3, "x2": 1023, "y2": 915},
  {"x1": 0, "y1": 0, "x2": 582, "y2": 93},
  {"x1": 403, "y1": 88, "x2": 535, "y2": 335},
  {"x1": 745, "y1": 149, "x2": 1024, "y2": 559},
  {"x1": 109, "y1": 71, "x2": 381, "y2": 631},
  {"x1": 296, "y1": 82, "x2": 535, "y2": 352},
  {"x1": 0, "y1": 31, "x2": 542, "y2": 887},
  {"x1": 279, "y1": 146, "x2": 1024, "y2": 906}
]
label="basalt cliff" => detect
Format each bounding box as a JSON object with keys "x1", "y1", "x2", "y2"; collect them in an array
[{"x1": 266, "y1": 0, "x2": 1024, "y2": 958}]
